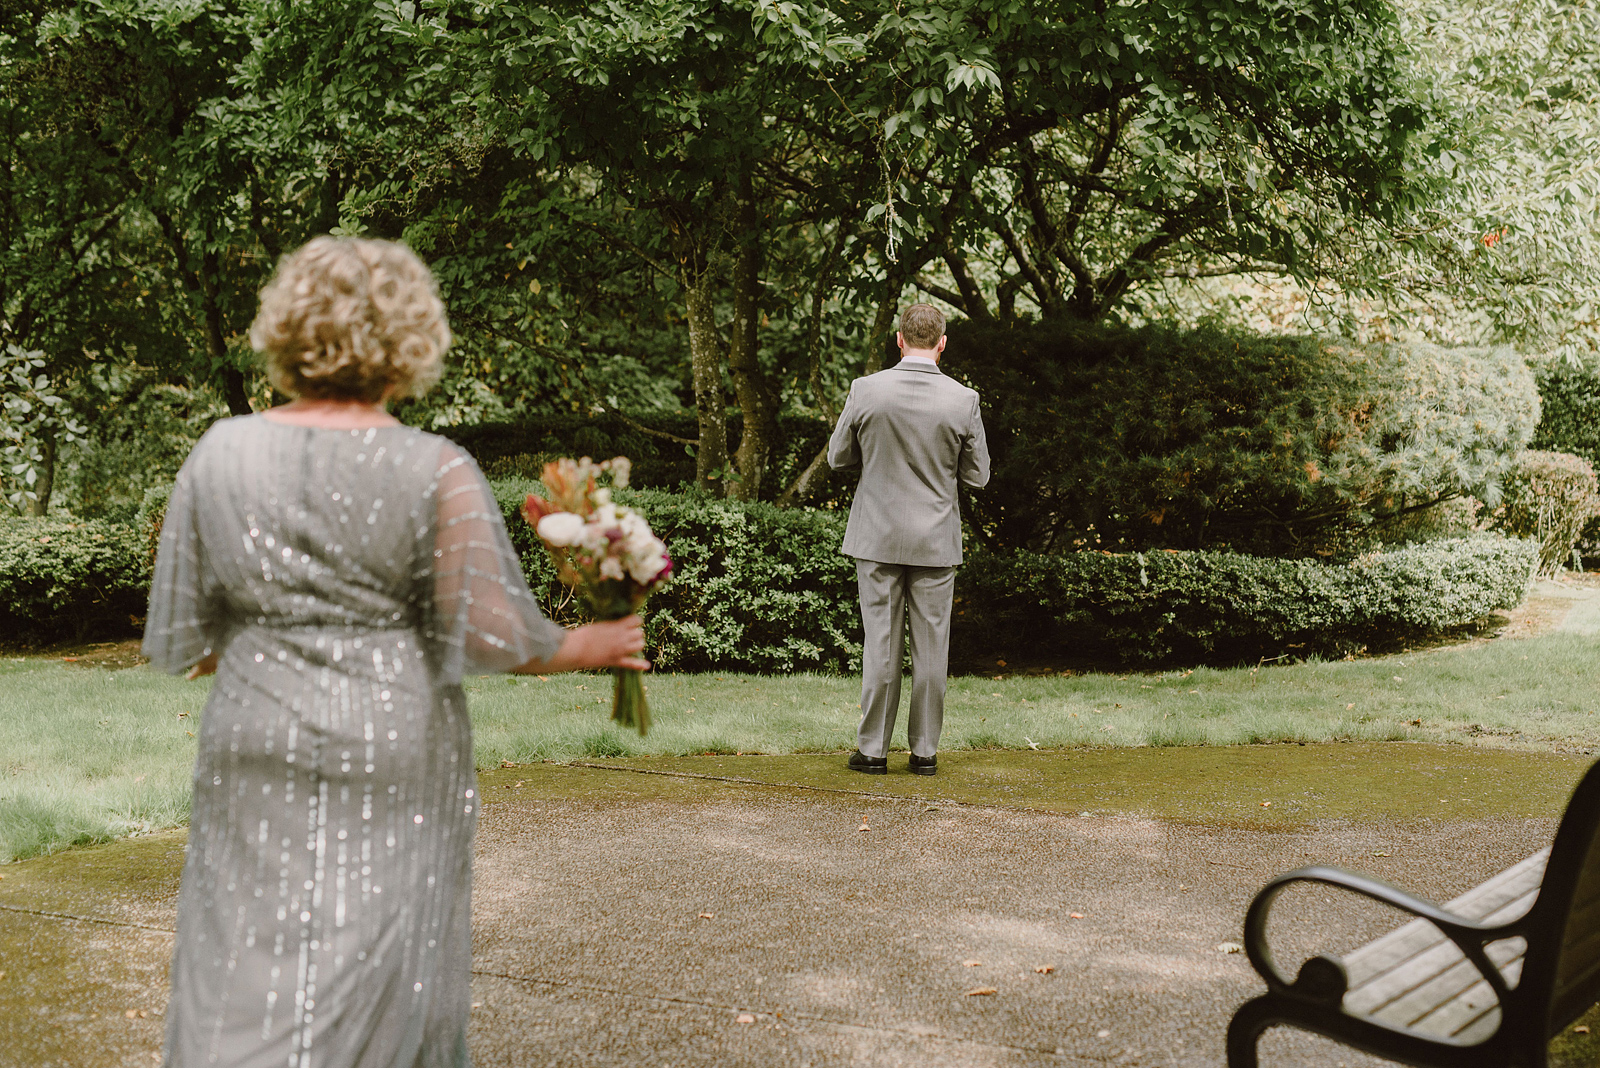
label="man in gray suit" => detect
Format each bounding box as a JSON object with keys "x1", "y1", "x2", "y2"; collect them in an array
[{"x1": 827, "y1": 303, "x2": 990, "y2": 776}]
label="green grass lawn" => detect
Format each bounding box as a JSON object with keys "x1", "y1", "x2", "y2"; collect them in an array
[{"x1": 3, "y1": 632, "x2": 1599, "y2": 862}]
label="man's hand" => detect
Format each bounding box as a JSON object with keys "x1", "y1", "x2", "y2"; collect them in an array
[
  {"x1": 517, "y1": 616, "x2": 650, "y2": 674},
  {"x1": 186, "y1": 652, "x2": 218, "y2": 680}
]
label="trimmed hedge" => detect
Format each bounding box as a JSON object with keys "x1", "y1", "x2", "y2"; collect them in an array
[
  {"x1": 489, "y1": 481, "x2": 860, "y2": 673},
  {"x1": 953, "y1": 534, "x2": 1537, "y2": 663},
  {"x1": 485, "y1": 482, "x2": 1535, "y2": 668},
  {"x1": 43, "y1": 479, "x2": 1535, "y2": 666},
  {"x1": 1532, "y1": 365, "x2": 1600, "y2": 465},
  {"x1": 0, "y1": 517, "x2": 151, "y2": 642}
]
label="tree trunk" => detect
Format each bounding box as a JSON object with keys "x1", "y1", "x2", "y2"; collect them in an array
[
  {"x1": 726, "y1": 180, "x2": 774, "y2": 502},
  {"x1": 201, "y1": 249, "x2": 252, "y2": 415},
  {"x1": 24, "y1": 428, "x2": 54, "y2": 516},
  {"x1": 223, "y1": 368, "x2": 252, "y2": 416},
  {"x1": 683, "y1": 271, "x2": 729, "y2": 493}
]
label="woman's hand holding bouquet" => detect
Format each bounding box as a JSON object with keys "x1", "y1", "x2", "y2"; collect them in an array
[{"x1": 521, "y1": 457, "x2": 671, "y2": 735}]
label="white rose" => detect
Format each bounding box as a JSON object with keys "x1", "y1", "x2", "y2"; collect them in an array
[
  {"x1": 600, "y1": 556, "x2": 625, "y2": 581},
  {"x1": 628, "y1": 548, "x2": 667, "y2": 584},
  {"x1": 536, "y1": 512, "x2": 586, "y2": 546}
]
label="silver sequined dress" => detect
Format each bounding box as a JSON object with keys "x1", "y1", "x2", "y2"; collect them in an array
[{"x1": 143, "y1": 415, "x2": 565, "y2": 1068}]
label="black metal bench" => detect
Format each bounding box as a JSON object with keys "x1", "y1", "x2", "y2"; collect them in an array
[{"x1": 1227, "y1": 758, "x2": 1600, "y2": 1067}]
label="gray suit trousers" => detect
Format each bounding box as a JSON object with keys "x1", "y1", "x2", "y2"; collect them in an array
[{"x1": 855, "y1": 560, "x2": 955, "y2": 759}]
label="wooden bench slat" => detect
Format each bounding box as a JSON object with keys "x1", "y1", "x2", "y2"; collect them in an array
[
  {"x1": 1305, "y1": 849, "x2": 1552, "y2": 1046},
  {"x1": 1342, "y1": 850, "x2": 1547, "y2": 989},
  {"x1": 1343, "y1": 887, "x2": 1538, "y2": 1011},
  {"x1": 1350, "y1": 935, "x2": 1526, "y2": 1025},
  {"x1": 1411, "y1": 956, "x2": 1525, "y2": 1040},
  {"x1": 1367, "y1": 947, "x2": 1526, "y2": 1037}
]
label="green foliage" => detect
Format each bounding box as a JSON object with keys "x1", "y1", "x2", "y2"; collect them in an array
[
  {"x1": 485, "y1": 481, "x2": 1531, "y2": 670},
  {"x1": 1532, "y1": 364, "x2": 1600, "y2": 465},
  {"x1": 956, "y1": 534, "x2": 1536, "y2": 664},
  {"x1": 1490, "y1": 450, "x2": 1599, "y2": 577},
  {"x1": 1377, "y1": 0, "x2": 1600, "y2": 364},
  {"x1": 944, "y1": 319, "x2": 1538, "y2": 554},
  {"x1": 0, "y1": 347, "x2": 86, "y2": 511},
  {"x1": 63, "y1": 375, "x2": 226, "y2": 521},
  {"x1": 488, "y1": 481, "x2": 861, "y2": 674},
  {"x1": 134, "y1": 485, "x2": 173, "y2": 570},
  {"x1": 0, "y1": 517, "x2": 150, "y2": 642}
]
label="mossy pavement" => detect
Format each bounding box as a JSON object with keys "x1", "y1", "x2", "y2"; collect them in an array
[{"x1": 5, "y1": 743, "x2": 1600, "y2": 1067}]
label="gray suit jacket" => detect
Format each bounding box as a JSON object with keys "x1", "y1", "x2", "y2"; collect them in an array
[{"x1": 826, "y1": 362, "x2": 990, "y2": 566}]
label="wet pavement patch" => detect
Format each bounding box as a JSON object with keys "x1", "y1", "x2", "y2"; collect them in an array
[{"x1": 512, "y1": 742, "x2": 1595, "y2": 826}]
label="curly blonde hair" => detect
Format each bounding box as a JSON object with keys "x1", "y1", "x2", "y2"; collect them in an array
[{"x1": 250, "y1": 237, "x2": 451, "y2": 403}]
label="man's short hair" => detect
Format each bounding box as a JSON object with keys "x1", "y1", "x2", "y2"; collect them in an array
[{"x1": 900, "y1": 303, "x2": 946, "y2": 349}]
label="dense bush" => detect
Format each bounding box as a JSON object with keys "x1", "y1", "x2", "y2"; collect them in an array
[
  {"x1": 942, "y1": 320, "x2": 1538, "y2": 556},
  {"x1": 954, "y1": 534, "x2": 1537, "y2": 663},
  {"x1": 0, "y1": 517, "x2": 151, "y2": 642},
  {"x1": 71, "y1": 479, "x2": 1536, "y2": 666},
  {"x1": 487, "y1": 481, "x2": 1533, "y2": 668},
  {"x1": 1532, "y1": 365, "x2": 1600, "y2": 465},
  {"x1": 489, "y1": 481, "x2": 860, "y2": 673},
  {"x1": 1490, "y1": 451, "x2": 1600, "y2": 576},
  {"x1": 1529, "y1": 367, "x2": 1600, "y2": 564},
  {"x1": 449, "y1": 411, "x2": 843, "y2": 507}
]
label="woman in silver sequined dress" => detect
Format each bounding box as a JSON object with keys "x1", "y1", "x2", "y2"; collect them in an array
[{"x1": 142, "y1": 237, "x2": 647, "y2": 1068}]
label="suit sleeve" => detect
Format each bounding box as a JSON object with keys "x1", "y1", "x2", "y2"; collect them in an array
[
  {"x1": 826, "y1": 384, "x2": 861, "y2": 471},
  {"x1": 958, "y1": 394, "x2": 991, "y2": 489}
]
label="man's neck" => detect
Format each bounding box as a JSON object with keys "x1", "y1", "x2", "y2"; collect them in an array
[{"x1": 899, "y1": 350, "x2": 939, "y2": 366}]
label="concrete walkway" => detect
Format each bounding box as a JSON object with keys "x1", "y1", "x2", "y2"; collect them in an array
[{"x1": 3, "y1": 746, "x2": 1599, "y2": 1067}]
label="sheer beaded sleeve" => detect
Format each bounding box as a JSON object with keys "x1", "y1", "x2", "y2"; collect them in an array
[
  {"x1": 426, "y1": 442, "x2": 567, "y2": 679},
  {"x1": 141, "y1": 461, "x2": 224, "y2": 674}
]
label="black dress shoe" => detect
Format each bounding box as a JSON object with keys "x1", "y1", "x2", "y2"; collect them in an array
[
  {"x1": 909, "y1": 753, "x2": 937, "y2": 776},
  {"x1": 848, "y1": 750, "x2": 887, "y2": 775}
]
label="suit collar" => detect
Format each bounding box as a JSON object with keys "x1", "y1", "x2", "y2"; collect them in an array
[{"x1": 891, "y1": 362, "x2": 943, "y2": 375}]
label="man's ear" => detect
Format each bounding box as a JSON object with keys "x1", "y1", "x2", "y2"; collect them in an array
[
  {"x1": 896, "y1": 331, "x2": 907, "y2": 350},
  {"x1": 936, "y1": 335, "x2": 947, "y2": 352}
]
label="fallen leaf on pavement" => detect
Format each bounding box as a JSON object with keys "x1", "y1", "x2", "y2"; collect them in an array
[
  {"x1": 964, "y1": 987, "x2": 997, "y2": 996},
  {"x1": 962, "y1": 959, "x2": 983, "y2": 967},
  {"x1": 858, "y1": 823, "x2": 870, "y2": 832},
  {"x1": 1372, "y1": 850, "x2": 1391, "y2": 857},
  {"x1": 1034, "y1": 965, "x2": 1055, "y2": 974},
  {"x1": 1069, "y1": 912, "x2": 1084, "y2": 919},
  {"x1": 698, "y1": 912, "x2": 715, "y2": 919},
  {"x1": 736, "y1": 1014, "x2": 755, "y2": 1024},
  {"x1": 1217, "y1": 942, "x2": 1243, "y2": 954}
]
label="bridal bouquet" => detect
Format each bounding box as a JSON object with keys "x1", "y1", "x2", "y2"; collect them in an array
[{"x1": 520, "y1": 456, "x2": 671, "y2": 735}]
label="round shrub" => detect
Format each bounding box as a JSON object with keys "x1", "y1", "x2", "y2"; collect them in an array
[{"x1": 1490, "y1": 451, "x2": 1600, "y2": 577}]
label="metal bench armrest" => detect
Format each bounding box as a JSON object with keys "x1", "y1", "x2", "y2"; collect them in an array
[{"x1": 1242, "y1": 865, "x2": 1526, "y2": 1008}]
